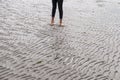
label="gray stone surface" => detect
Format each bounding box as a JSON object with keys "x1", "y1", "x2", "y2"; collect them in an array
[{"x1": 0, "y1": 0, "x2": 120, "y2": 80}]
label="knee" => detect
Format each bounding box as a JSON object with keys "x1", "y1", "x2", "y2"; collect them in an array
[
  {"x1": 53, "y1": 5, "x2": 57, "y2": 9},
  {"x1": 58, "y1": 6, "x2": 63, "y2": 11}
]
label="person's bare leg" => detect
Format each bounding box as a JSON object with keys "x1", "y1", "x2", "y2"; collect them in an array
[{"x1": 50, "y1": 17, "x2": 54, "y2": 26}]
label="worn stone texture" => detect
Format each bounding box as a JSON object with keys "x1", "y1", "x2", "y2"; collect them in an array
[{"x1": 0, "y1": 0, "x2": 120, "y2": 80}]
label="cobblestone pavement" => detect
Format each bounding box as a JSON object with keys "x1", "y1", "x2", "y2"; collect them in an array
[{"x1": 0, "y1": 0, "x2": 120, "y2": 80}]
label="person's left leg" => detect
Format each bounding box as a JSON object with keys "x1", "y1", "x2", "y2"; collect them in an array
[
  {"x1": 51, "y1": 0, "x2": 58, "y2": 26},
  {"x1": 58, "y1": 0, "x2": 63, "y2": 26}
]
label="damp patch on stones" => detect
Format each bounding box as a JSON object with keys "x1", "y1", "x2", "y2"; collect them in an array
[
  {"x1": 118, "y1": 2, "x2": 120, "y2": 4},
  {"x1": 36, "y1": 61, "x2": 43, "y2": 64},
  {"x1": 96, "y1": 0, "x2": 106, "y2": 3},
  {"x1": 97, "y1": 3, "x2": 105, "y2": 7}
]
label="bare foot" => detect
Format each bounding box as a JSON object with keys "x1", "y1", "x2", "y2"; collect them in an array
[
  {"x1": 50, "y1": 23, "x2": 54, "y2": 26},
  {"x1": 59, "y1": 24, "x2": 64, "y2": 27}
]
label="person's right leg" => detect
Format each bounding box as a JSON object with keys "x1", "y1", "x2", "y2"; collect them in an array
[
  {"x1": 58, "y1": 0, "x2": 63, "y2": 26},
  {"x1": 51, "y1": 0, "x2": 57, "y2": 26}
]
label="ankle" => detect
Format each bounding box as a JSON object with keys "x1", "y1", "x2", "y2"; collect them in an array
[
  {"x1": 60, "y1": 19, "x2": 62, "y2": 24},
  {"x1": 51, "y1": 17, "x2": 54, "y2": 23}
]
